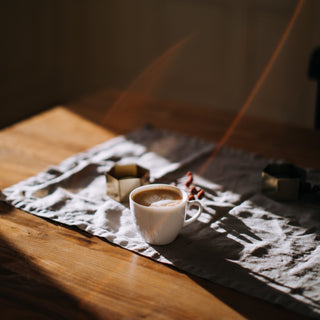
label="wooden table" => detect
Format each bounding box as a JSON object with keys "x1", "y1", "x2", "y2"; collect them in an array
[{"x1": 1, "y1": 89, "x2": 319, "y2": 319}]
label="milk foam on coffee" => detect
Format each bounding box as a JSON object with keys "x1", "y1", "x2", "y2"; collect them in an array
[{"x1": 133, "y1": 188, "x2": 182, "y2": 207}]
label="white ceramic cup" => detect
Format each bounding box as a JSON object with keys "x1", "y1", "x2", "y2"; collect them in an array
[{"x1": 129, "y1": 184, "x2": 203, "y2": 245}]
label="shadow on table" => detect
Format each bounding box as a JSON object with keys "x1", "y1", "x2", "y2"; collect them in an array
[
  {"x1": 150, "y1": 220, "x2": 319, "y2": 320},
  {"x1": 0, "y1": 230, "x2": 99, "y2": 320}
]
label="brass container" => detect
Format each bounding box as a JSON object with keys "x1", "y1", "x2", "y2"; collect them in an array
[
  {"x1": 105, "y1": 164, "x2": 150, "y2": 202},
  {"x1": 261, "y1": 163, "x2": 306, "y2": 201}
]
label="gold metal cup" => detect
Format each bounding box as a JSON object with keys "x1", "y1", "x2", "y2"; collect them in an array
[
  {"x1": 105, "y1": 164, "x2": 150, "y2": 202},
  {"x1": 261, "y1": 163, "x2": 306, "y2": 201}
]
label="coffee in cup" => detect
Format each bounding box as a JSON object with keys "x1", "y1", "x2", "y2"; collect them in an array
[
  {"x1": 132, "y1": 187, "x2": 183, "y2": 207},
  {"x1": 130, "y1": 184, "x2": 203, "y2": 245}
]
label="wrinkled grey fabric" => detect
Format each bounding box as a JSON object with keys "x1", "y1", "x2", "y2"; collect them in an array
[{"x1": 1, "y1": 126, "x2": 320, "y2": 318}]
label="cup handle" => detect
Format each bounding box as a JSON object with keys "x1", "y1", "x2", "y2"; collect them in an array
[{"x1": 183, "y1": 200, "x2": 203, "y2": 226}]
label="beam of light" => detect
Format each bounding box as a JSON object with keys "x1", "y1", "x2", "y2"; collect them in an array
[
  {"x1": 101, "y1": 33, "x2": 195, "y2": 127},
  {"x1": 197, "y1": 0, "x2": 305, "y2": 177}
]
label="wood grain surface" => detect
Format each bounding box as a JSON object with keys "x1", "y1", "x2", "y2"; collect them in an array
[{"x1": 1, "y1": 89, "x2": 319, "y2": 319}]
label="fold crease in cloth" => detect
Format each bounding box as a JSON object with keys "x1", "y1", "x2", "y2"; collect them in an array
[{"x1": 1, "y1": 126, "x2": 320, "y2": 319}]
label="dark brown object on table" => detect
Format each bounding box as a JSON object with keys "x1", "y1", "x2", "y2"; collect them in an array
[
  {"x1": 190, "y1": 186, "x2": 198, "y2": 195},
  {"x1": 188, "y1": 194, "x2": 195, "y2": 201},
  {"x1": 197, "y1": 189, "x2": 205, "y2": 200},
  {"x1": 309, "y1": 46, "x2": 320, "y2": 129},
  {"x1": 185, "y1": 175, "x2": 193, "y2": 187}
]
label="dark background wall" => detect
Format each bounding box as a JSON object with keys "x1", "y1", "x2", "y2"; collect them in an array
[{"x1": 1, "y1": 0, "x2": 319, "y2": 128}]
